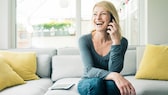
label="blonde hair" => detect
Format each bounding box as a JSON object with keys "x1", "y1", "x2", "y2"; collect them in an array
[{"x1": 92, "y1": 1, "x2": 122, "y2": 39}]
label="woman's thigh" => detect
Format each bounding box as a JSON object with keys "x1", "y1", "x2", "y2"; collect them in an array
[
  {"x1": 77, "y1": 78, "x2": 106, "y2": 95},
  {"x1": 77, "y1": 78, "x2": 120, "y2": 95}
]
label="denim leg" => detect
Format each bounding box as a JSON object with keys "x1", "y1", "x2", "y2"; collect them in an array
[
  {"x1": 77, "y1": 78, "x2": 106, "y2": 95},
  {"x1": 105, "y1": 80, "x2": 120, "y2": 95}
]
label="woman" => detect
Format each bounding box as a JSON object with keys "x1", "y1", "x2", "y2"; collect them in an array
[{"x1": 77, "y1": 1, "x2": 136, "y2": 95}]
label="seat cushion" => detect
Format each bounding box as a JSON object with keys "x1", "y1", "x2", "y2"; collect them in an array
[
  {"x1": 125, "y1": 76, "x2": 168, "y2": 95},
  {"x1": 45, "y1": 78, "x2": 81, "y2": 95},
  {"x1": 0, "y1": 78, "x2": 53, "y2": 95}
]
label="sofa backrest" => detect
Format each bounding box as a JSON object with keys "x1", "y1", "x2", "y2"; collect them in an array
[
  {"x1": 51, "y1": 46, "x2": 137, "y2": 81},
  {"x1": 120, "y1": 46, "x2": 136, "y2": 75},
  {"x1": 51, "y1": 47, "x2": 83, "y2": 81},
  {"x1": 136, "y1": 46, "x2": 146, "y2": 70},
  {"x1": 5, "y1": 48, "x2": 57, "y2": 78},
  {"x1": 51, "y1": 55, "x2": 84, "y2": 81},
  {"x1": 57, "y1": 47, "x2": 80, "y2": 55}
]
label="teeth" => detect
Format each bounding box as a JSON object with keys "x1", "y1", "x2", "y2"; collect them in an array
[
  {"x1": 96, "y1": 23, "x2": 103, "y2": 25},
  {"x1": 96, "y1": 22, "x2": 103, "y2": 25},
  {"x1": 97, "y1": 23, "x2": 102, "y2": 25}
]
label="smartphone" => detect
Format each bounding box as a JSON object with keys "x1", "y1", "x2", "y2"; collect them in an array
[
  {"x1": 50, "y1": 83, "x2": 75, "y2": 90},
  {"x1": 107, "y1": 14, "x2": 114, "y2": 31},
  {"x1": 110, "y1": 14, "x2": 115, "y2": 22}
]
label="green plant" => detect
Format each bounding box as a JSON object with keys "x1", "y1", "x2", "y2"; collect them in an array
[{"x1": 33, "y1": 21, "x2": 72, "y2": 30}]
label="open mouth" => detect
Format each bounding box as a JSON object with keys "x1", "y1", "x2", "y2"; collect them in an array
[{"x1": 96, "y1": 22, "x2": 103, "y2": 26}]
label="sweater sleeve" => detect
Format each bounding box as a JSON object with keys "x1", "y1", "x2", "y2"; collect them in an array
[
  {"x1": 78, "y1": 35, "x2": 110, "y2": 79},
  {"x1": 108, "y1": 37, "x2": 128, "y2": 72}
]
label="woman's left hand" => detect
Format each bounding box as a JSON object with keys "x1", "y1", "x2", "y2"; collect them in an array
[{"x1": 106, "y1": 72, "x2": 136, "y2": 95}]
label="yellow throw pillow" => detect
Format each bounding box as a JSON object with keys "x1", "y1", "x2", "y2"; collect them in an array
[
  {"x1": 135, "y1": 44, "x2": 168, "y2": 80},
  {"x1": 0, "y1": 51, "x2": 39, "y2": 80},
  {"x1": 0, "y1": 57, "x2": 25, "y2": 91}
]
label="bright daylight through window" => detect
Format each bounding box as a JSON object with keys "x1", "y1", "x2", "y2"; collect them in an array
[{"x1": 16, "y1": 0, "x2": 139, "y2": 48}]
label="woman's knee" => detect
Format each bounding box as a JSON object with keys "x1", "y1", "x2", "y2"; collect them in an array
[
  {"x1": 78, "y1": 78, "x2": 105, "y2": 95},
  {"x1": 105, "y1": 80, "x2": 120, "y2": 95}
]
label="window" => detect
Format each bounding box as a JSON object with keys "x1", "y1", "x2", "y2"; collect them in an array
[
  {"x1": 16, "y1": 0, "x2": 139, "y2": 48},
  {"x1": 119, "y1": 0, "x2": 139, "y2": 45},
  {"x1": 16, "y1": 0, "x2": 76, "y2": 48}
]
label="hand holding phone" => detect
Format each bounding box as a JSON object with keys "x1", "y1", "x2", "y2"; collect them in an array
[
  {"x1": 107, "y1": 14, "x2": 115, "y2": 30},
  {"x1": 110, "y1": 14, "x2": 115, "y2": 22}
]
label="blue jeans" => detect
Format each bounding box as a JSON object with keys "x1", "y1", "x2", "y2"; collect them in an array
[{"x1": 77, "y1": 78, "x2": 120, "y2": 95}]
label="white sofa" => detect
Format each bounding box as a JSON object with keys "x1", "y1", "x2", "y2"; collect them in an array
[
  {"x1": 45, "y1": 46, "x2": 168, "y2": 95},
  {"x1": 1, "y1": 46, "x2": 168, "y2": 95}
]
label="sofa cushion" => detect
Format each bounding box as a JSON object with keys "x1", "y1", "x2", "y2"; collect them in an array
[
  {"x1": 135, "y1": 44, "x2": 168, "y2": 80},
  {"x1": 125, "y1": 76, "x2": 168, "y2": 95},
  {"x1": 136, "y1": 46, "x2": 145, "y2": 70},
  {"x1": 57, "y1": 47, "x2": 80, "y2": 55},
  {"x1": 121, "y1": 46, "x2": 136, "y2": 76},
  {"x1": 36, "y1": 54, "x2": 51, "y2": 78},
  {"x1": 33, "y1": 49, "x2": 57, "y2": 78},
  {"x1": 0, "y1": 56, "x2": 25, "y2": 91},
  {"x1": 45, "y1": 78, "x2": 80, "y2": 95},
  {"x1": 0, "y1": 78, "x2": 53, "y2": 95},
  {"x1": 57, "y1": 46, "x2": 137, "y2": 76},
  {"x1": 4, "y1": 48, "x2": 57, "y2": 78},
  {"x1": 51, "y1": 55, "x2": 84, "y2": 81},
  {"x1": 0, "y1": 51, "x2": 39, "y2": 80}
]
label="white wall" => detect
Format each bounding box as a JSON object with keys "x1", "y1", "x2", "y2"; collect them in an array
[
  {"x1": 0, "y1": 0, "x2": 9, "y2": 49},
  {"x1": 140, "y1": 0, "x2": 168, "y2": 44},
  {"x1": 147, "y1": 0, "x2": 168, "y2": 44},
  {"x1": 0, "y1": 0, "x2": 15, "y2": 49}
]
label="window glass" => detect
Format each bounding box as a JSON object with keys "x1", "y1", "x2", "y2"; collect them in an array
[
  {"x1": 119, "y1": 0, "x2": 139, "y2": 45},
  {"x1": 16, "y1": 0, "x2": 76, "y2": 48},
  {"x1": 16, "y1": 0, "x2": 139, "y2": 48}
]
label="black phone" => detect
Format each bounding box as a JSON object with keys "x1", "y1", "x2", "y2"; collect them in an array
[
  {"x1": 107, "y1": 14, "x2": 114, "y2": 31},
  {"x1": 110, "y1": 14, "x2": 115, "y2": 22}
]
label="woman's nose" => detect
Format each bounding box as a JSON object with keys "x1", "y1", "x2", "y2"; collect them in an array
[{"x1": 96, "y1": 14, "x2": 101, "y2": 20}]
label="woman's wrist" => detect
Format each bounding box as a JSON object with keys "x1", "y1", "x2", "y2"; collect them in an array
[
  {"x1": 105, "y1": 72, "x2": 120, "y2": 81},
  {"x1": 111, "y1": 39, "x2": 120, "y2": 45}
]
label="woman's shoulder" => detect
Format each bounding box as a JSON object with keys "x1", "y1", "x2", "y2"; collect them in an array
[
  {"x1": 78, "y1": 33, "x2": 92, "y2": 48},
  {"x1": 79, "y1": 33, "x2": 92, "y2": 42}
]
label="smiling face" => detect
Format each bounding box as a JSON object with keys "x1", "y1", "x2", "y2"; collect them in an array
[{"x1": 92, "y1": 6, "x2": 111, "y2": 32}]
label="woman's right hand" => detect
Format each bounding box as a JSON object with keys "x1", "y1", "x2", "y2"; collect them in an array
[
  {"x1": 107, "y1": 19, "x2": 121, "y2": 45},
  {"x1": 105, "y1": 72, "x2": 136, "y2": 95}
]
